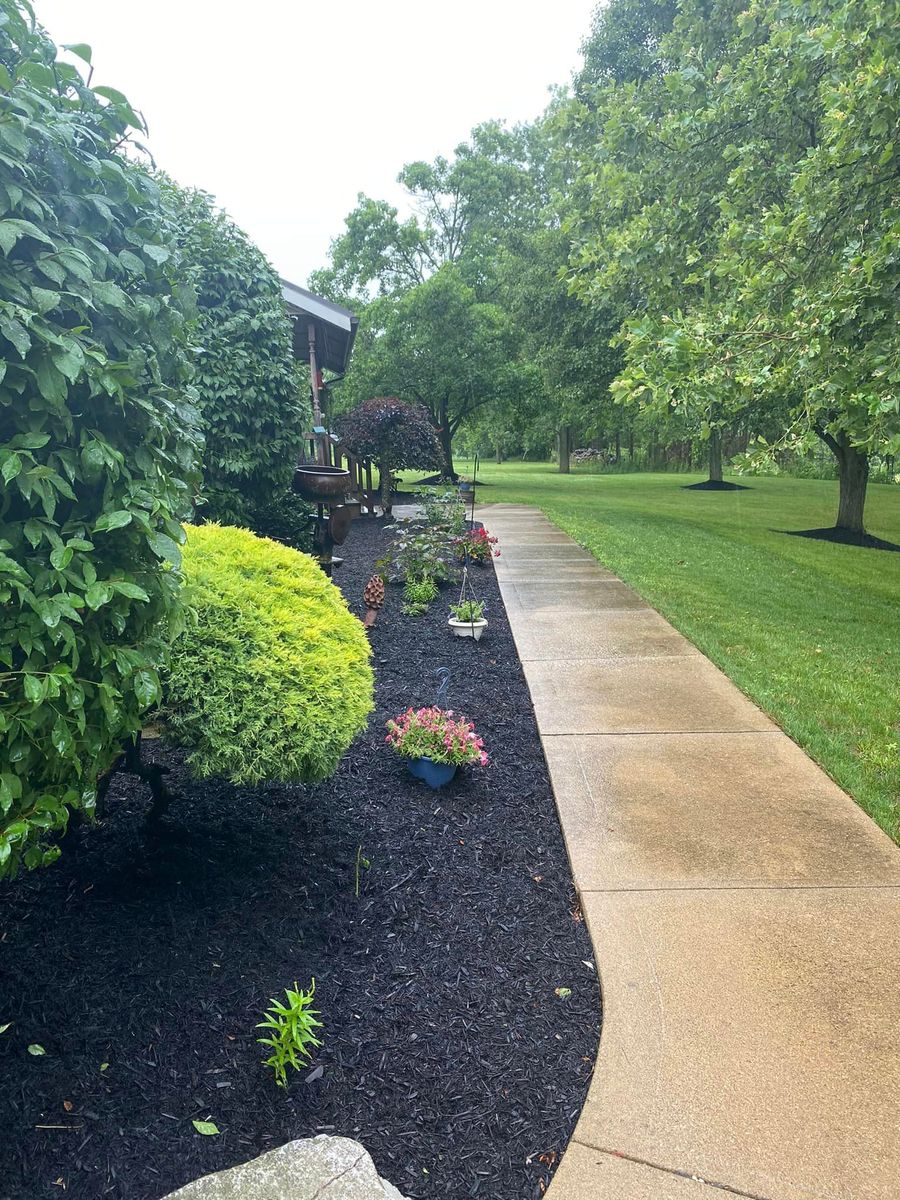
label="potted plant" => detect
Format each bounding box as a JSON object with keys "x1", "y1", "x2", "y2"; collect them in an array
[
  {"x1": 448, "y1": 599, "x2": 488, "y2": 641},
  {"x1": 385, "y1": 706, "x2": 488, "y2": 788},
  {"x1": 453, "y1": 527, "x2": 499, "y2": 564}
]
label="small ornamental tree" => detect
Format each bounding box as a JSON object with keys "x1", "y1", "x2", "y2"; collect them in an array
[
  {"x1": 337, "y1": 396, "x2": 441, "y2": 512},
  {"x1": 162, "y1": 525, "x2": 374, "y2": 784},
  {"x1": 0, "y1": 6, "x2": 201, "y2": 877},
  {"x1": 162, "y1": 182, "x2": 309, "y2": 529}
]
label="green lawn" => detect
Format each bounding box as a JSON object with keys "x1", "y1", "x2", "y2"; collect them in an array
[{"x1": 467, "y1": 464, "x2": 900, "y2": 841}]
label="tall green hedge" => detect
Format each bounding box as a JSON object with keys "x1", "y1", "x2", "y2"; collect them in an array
[
  {"x1": 162, "y1": 182, "x2": 309, "y2": 530},
  {"x1": 163, "y1": 524, "x2": 373, "y2": 783},
  {"x1": 0, "y1": 5, "x2": 201, "y2": 877}
]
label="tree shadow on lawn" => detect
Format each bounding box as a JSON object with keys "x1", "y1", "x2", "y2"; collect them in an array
[{"x1": 778, "y1": 527, "x2": 900, "y2": 552}]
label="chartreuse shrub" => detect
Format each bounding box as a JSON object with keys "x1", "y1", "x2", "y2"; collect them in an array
[
  {"x1": 0, "y1": 6, "x2": 201, "y2": 878},
  {"x1": 163, "y1": 525, "x2": 373, "y2": 783}
]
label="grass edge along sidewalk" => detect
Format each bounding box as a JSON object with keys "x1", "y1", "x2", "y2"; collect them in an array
[{"x1": 466, "y1": 465, "x2": 899, "y2": 842}]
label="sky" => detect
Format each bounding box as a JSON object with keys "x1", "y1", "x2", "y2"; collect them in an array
[{"x1": 35, "y1": 1, "x2": 597, "y2": 285}]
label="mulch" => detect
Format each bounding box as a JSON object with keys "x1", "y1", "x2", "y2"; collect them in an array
[{"x1": 0, "y1": 517, "x2": 599, "y2": 1200}]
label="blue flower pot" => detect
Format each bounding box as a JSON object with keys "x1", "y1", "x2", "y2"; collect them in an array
[{"x1": 407, "y1": 757, "x2": 457, "y2": 789}]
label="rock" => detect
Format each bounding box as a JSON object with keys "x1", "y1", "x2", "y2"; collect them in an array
[{"x1": 163, "y1": 1136, "x2": 407, "y2": 1200}]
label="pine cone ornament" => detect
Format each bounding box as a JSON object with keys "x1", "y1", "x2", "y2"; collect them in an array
[{"x1": 363, "y1": 574, "x2": 385, "y2": 628}]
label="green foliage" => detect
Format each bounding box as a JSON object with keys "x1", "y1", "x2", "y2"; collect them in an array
[
  {"x1": 449, "y1": 600, "x2": 485, "y2": 622},
  {"x1": 403, "y1": 576, "x2": 439, "y2": 616},
  {"x1": 0, "y1": 6, "x2": 201, "y2": 878},
  {"x1": 568, "y1": 0, "x2": 900, "y2": 528},
  {"x1": 162, "y1": 182, "x2": 307, "y2": 527},
  {"x1": 421, "y1": 487, "x2": 466, "y2": 536},
  {"x1": 247, "y1": 487, "x2": 313, "y2": 553},
  {"x1": 162, "y1": 524, "x2": 373, "y2": 784},
  {"x1": 343, "y1": 266, "x2": 521, "y2": 477},
  {"x1": 257, "y1": 979, "x2": 323, "y2": 1088},
  {"x1": 380, "y1": 525, "x2": 452, "y2": 585}
]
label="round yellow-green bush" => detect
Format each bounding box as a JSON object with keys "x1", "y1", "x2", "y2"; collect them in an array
[{"x1": 163, "y1": 524, "x2": 374, "y2": 783}]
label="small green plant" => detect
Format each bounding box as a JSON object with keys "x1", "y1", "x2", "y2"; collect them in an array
[
  {"x1": 354, "y1": 845, "x2": 370, "y2": 897},
  {"x1": 257, "y1": 980, "x2": 323, "y2": 1088},
  {"x1": 402, "y1": 576, "x2": 439, "y2": 616},
  {"x1": 404, "y1": 577, "x2": 439, "y2": 605},
  {"x1": 380, "y1": 526, "x2": 452, "y2": 583},
  {"x1": 449, "y1": 600, "x2": 486, "y2": 622},
  {"x1": 421, "y1": 487, "x2": 466, "y2": 536}
]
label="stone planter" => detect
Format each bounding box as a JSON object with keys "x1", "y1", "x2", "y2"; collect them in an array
[
  {"x1": 448, "y1": 616, "x2": 488, "y2": 641},
  {"x1": 292, "y1": 465, "x2": 350, "y2": 503}
]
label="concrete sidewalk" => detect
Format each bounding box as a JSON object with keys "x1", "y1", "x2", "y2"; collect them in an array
[{"x1": 478, "y1": 504, "x2": 900, "y2": 1200}]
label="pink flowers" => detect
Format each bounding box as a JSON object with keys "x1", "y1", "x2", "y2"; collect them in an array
[
  {"x1": 385, "y1": 706, "x2": 488, "y2": 767},
  {"x1": 453, "y1": 527, "x2": 500, "y2": 563}
]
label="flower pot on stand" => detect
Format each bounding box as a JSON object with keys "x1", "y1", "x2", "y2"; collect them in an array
[
  {"x1": 448, "y1": 617, "x2": 488, "y2": 641},
  {"x1": 407, "y1": 757, "x2": 458, "y2": 789}
]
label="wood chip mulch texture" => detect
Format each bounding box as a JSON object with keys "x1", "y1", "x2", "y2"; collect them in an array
[{"x1": 0, "y1": 517, "x2": 600, "y2": 1200}]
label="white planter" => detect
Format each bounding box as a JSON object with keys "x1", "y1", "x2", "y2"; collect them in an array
[{"x1": 448, "y1": 617, "x2": 488, "y2": 641}]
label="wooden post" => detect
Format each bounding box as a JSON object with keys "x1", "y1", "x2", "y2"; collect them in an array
[{"x1": 308, "y1": 321, "x2": 326, "y2": 465}]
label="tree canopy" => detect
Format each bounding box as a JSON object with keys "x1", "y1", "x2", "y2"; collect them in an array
[{"x1": 163, "y1": 182, "x2": 307, "y2": 528}]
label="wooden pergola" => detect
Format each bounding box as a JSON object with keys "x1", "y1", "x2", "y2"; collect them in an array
[{"x1": 280, "y1": 279, "x2": 359, "y2": 440}]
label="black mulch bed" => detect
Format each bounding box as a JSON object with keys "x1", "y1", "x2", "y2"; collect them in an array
[
  {"x1": 0, "y1": 518, "x2": 600, "y2": 1200},
  {"x1": 782, "y1": 525, "x2": 900, "y2": 552},
  {"x1": 682, "y1": 478, "x2": 750, "y2": 491}
]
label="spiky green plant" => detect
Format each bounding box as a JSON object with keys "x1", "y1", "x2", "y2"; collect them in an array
[{"x1": 256, "y1": 980, "x2": 323, "y2": 1088}]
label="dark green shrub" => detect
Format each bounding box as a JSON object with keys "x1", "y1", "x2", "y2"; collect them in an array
[
  {"x1": 162, "y1": 183, "x2": 308, "y2": 527},
  {"x1": 162, "y1": 524, "x2": 373, "y2": 783},
  {"x1": 0, "y1": 8, "x2": 201, "y2": 877},
  {"x1": 247, "y1": 487, "x2": 314, "y2": 553}
]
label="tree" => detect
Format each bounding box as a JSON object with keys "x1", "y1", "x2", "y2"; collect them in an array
[
  {"x1": 336, "y1": 397, "x2": 441, "y2": 512},
  {"x1": 339, "y1": 265, "x2": 521, "y2": 478},
  {"x1": 162, "y1": 182, "x2": 308, "y2": 528},
  {"x1": 568, "y1": 0, "x2": 900, "y2": 523},
  {"x1": 316, "y1": 122, "x2": 539, "y2": 302},
  {"x1": 0, "y1": 6, "x2": 201, "y2": 877}
]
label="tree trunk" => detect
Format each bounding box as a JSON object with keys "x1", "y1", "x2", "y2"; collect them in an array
[
  {"x1": 708, "y1": 429, "x2": 723, "y2": 482},
  {"x1": 825, "y1": 431, "x2": 869, "y2": 533},
  {"x1": 614, "y1": 430, "x2": 621, "y2": 463},
  {"x1": 437, "y1": 423, "x2": 456, "y2": 480},
  {"x1": 379, "y1": 460, "x2": 393, "y2": 515},
  {"x1": 495, "y1": 443, "x2": 503, "y2": 464},
  {"x1": 558, "y1": 426, "x2": 571, "y2": 473}
]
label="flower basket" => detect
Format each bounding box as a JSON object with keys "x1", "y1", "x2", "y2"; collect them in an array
[{"x1": 386, "y1": 706, "x2": 487, "y2": 789}]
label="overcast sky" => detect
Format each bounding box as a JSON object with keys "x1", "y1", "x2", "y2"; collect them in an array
[{"x1": 35, "y1": 1, "x2": 596, "y2": 285}]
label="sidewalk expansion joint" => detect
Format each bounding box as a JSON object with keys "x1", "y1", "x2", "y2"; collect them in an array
[
  {"x1": 575, "y1": 1144, "x2": 777, "y2": 1200},
  {"x1": 541, "y1": 729, "x2": 777, "y2": 737}
]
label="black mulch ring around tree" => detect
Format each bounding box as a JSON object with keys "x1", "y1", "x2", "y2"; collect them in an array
[
  {"x1": 681, "y1": 478, "x2": 751, "y2": 491},
  {"x1": 781, "y1": 526, "x2": 900, "y2": 552},
  {"x1": 0, "y1": 518, "x2": 600, "y2": 1200}
]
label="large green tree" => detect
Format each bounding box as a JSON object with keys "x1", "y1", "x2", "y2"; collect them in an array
[
  {"x1": 569, "y1": 0, "x2": 900, "y2": 527},
  {"x1": 341, "y1": 265, "x2": 521, "y2": 478}
]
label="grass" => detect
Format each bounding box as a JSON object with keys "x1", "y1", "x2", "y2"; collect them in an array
[{"x1": 448, "y1": 464, "x2": 900, "y2": 841}]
